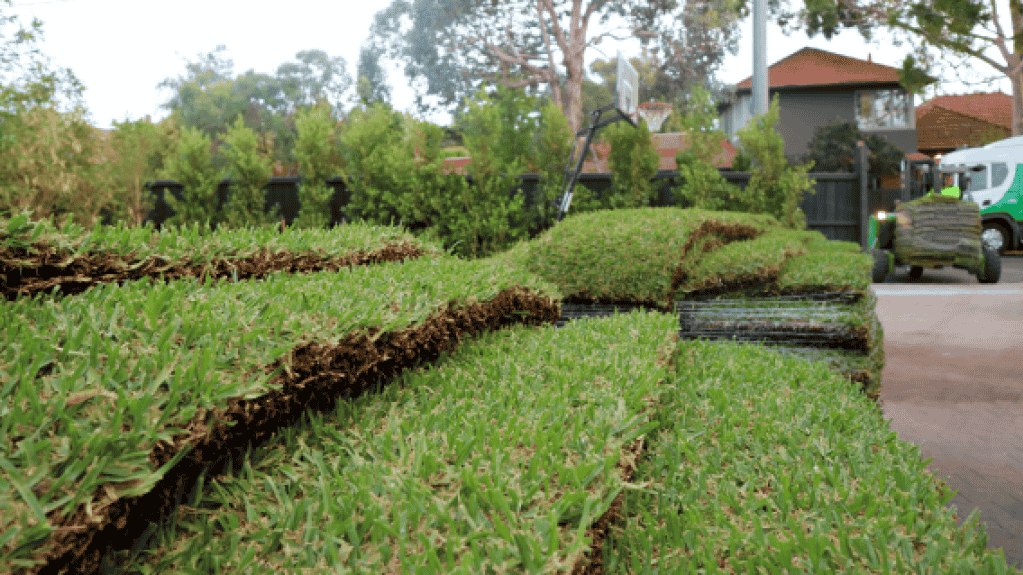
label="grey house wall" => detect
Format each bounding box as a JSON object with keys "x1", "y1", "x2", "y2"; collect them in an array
[
  {"x1": 720, "y1": 85, "x2": 919, "y2": 160},
  {"x1": 776, "y1": 91, "x2": 854, "y2": 159}
]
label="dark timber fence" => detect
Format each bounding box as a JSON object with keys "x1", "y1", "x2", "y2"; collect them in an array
[{"x1": 144, "y1": 143, "x2": 914, "y2": 253}]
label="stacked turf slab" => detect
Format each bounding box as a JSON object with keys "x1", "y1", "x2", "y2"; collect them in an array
[{"x1": 894, "y1": 194, "x2": 983, "y2": 269}]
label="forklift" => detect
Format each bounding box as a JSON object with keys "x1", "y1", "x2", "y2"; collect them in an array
[{"x1": 868, "y1": 158, "x2": 1001, "y2": 283}]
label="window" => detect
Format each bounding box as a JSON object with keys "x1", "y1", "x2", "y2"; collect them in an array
[
  {"x1": 964, "y1": 166, "x2": 988, "y2": 192},
  {"x1": 992, "y1": 162, "x2": 1009, "y2": 188},
  {"x1": 856, "y1": 90, "x2": 909, "y2": 130}
]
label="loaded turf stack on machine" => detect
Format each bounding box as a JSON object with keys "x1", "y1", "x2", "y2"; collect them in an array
[{"x1": 870, "y1": 192, "x2": 1001, "y2": 283}]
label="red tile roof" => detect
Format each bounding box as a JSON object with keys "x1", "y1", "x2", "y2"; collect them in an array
[
  {"x1": 441, "y1": 132, "x2": 737, "y2": 174},
  {"x1": 581, "y1": 133, "x2": 736, "y2": 171},
  {"x1": 734, "y1": 47, "x2": 902, "y2": 90},
  {"x1": 916, "y1": 91, "x2": 1011, "y2": 128}
]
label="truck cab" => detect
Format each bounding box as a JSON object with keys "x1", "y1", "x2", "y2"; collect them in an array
[{"x1": 938, "y1": 136, "x2": 1023, "y2": 255}]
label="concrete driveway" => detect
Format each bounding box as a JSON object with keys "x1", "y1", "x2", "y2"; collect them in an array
[{"x1": 871, "y1": 255, "x2": 1023, "y2": 570}]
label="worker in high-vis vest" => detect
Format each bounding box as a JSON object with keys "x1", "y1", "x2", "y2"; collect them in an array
[{"x1": 938, "y1": 172, "x2": 962, "y2": 199}]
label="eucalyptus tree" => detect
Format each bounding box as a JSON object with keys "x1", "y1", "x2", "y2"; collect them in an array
[
  {"x1": 356, "y1": 43, "x2": 393, "y2": 105},
  {"x1": 273, "y1": 49, "x2": 353, "y2": 115},
  {"x1": 158, "y1": 46, "x2": 353, "y2": 135},
  {"x1": 367, "y1": 0, "x2": 744, "y2": 134}
]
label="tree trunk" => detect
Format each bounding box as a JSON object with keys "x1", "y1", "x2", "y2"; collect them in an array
[
  {"x1": 563, "y1": 58, "x2": 585, "y2": 135},
  {"x1": 1012, "y1": 0, "x2": 1023, "y2": 136},
  {"x1": 1012, "y1": 72, "x2": 1023, "y2": 137}
]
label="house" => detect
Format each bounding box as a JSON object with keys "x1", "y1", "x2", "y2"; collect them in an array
[
  {"x1": 717, "y1": 47, "x2": 922, "y2": 160},
  {"x1": 915, "y1": 91, "x2": 1012, "y2": 158}
]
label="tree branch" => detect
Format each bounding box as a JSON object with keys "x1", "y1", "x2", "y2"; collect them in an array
[
  {"x1": 540, "y1": 0, "x2": 571, "y2": 53},
  {"x1": 988, "y1": 0, "x2": 1020, "y2": 73},
  {"x1": 474, "y1": 32, "x2": 550, "y2": 78},
  {"x1": 536, "y1": 0, "x2": 564, "y2": 106},
  {"x1": 830, "y1": 0, "x2": 1012, "y2": 75}
]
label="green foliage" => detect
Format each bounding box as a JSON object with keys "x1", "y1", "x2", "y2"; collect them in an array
[
  {"x1": 731, "y1": 150, "x2": 752, "y2": 172},
  {"x1": 102, "y1": 116, "x2": 181, "y2": 227},
  {"x1": 967, "y1": 122, "x2": 1007, "y2": 147},
  {"x1": 801, "y1": 120, "x2": 904, "y2": 176},
  {"x1": 533, "y1": 103, "x2": 574, "y2": 231},
  {"x1": 673, "y1": 85, "x2": 739, "y2": 211},
  {"x1": 274, "y1": 49, "x2": 353, "y2": 113},
  {"x1": 343, "y1": 87, "x2": 557, "y2": 259},
  {"x1": 157, "y1": 45, "x2": 353, "y2": 170},
  {"x1": 898, "y1": 54, "x2": 935, "y2": 95},
  {"x1": 0, "y1": 105, "x2": 112, "y2": 226},
  {"x1": 293, "y1": 104, "x2": 343, "y2": 229},
  {"x1": 220, "y1": 116, "x2": 274, "y2": 230},
  {"x1": 478, "y1": 84, "x2": 541, "y2": 170},
  {"x1": 159, "y1": 126, "x2": 224, "y2": 230},
  {"x1": 734, "y1": 97, "x2": 816, "y2": 230},
  {"x1": 357, "y1": 44, "x2": 392, "y2": 106},
  {"x1": 341, "y1": 102, "x2": 425, "y2": 231},
  {"x1": 0, "y1": 5, "x2": 85, "y2": 116},
  {"x1": 604, "y1": 117, "x2": 660, "y2": 209},
  {"x1": 430, "y1": 88, "x2": 531, "y2": 259}
]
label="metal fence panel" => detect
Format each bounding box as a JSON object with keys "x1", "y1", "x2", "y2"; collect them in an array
[{"x1": 802, "y1": 175, "x2": 860, "y2": 244}]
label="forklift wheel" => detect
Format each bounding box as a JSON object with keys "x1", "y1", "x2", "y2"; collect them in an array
[
  {"x1": 871, "y1": 249, "x2": 889, "y2": 283},
  {"x1": 979, "y1": 246, "x2": 1002, "y2": 283}
]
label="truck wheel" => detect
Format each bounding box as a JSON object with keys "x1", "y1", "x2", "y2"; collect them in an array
[
  {"x1": 979, "y1": 246, "x2": 1002, "y2": 283},
  {"x1": 908, "y1": 265, "x2": 924, "y2": 279},
  {"x1": 871, "y1": 249, "x2": 889, "y2": 283},
  {"x1": 981, "y1": 222, "x2": 1010, "y2": 256}
]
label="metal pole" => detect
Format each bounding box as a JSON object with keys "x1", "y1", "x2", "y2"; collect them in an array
[{"x1": 752, "y1": 0, "x2": 769, "y2": 117}]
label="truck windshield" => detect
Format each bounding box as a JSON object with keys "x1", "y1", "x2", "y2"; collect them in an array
[{"x1": 963, "y1": 165, "x2": 987, "y2": 192}]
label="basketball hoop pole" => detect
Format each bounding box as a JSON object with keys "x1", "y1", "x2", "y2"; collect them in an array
[{"x1": 556, "y1": 104, "x2": 637, "y2": 223}]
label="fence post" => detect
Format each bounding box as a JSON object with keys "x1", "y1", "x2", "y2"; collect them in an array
[{"x1": 857, "y1": 141, "x2": 869, "y2": 253}]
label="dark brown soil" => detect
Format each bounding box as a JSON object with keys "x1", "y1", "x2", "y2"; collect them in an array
[{"x1": 2, "y1": 241, "x2": 431, "y2": 301}]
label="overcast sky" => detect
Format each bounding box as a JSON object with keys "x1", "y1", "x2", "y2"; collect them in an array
[{"x1": 5, "y1": 0, "x2": 1014, "y2": 129}]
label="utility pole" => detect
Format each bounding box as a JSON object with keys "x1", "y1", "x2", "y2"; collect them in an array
[{"x1": 752, "y1": 0, "x2": 768, "y2": 117}]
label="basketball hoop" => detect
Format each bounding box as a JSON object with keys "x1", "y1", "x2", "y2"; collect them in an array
[{"x1": 637, "y1": 101, "x2": 673, "y2": 132}]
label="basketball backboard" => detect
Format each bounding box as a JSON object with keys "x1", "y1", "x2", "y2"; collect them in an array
[{"x1": 615, "y1": 51, "x2": 639, "y2": 127}]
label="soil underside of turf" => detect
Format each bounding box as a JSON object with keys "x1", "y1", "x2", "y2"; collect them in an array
[{"x1": 1, "y1": 241, "x2": 431, "y2": 301}]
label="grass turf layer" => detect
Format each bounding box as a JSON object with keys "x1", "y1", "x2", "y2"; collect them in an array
[
  {"x1": 1, "y1": 216, "x2": 451, "y2": 300},
  {"x1": 114, "y1": 314, "x2": 1018, "y2": 574},
  {"x1": 111, "y1": 313, "x2": 680, "y2": 573},
  {"x1": 3, "y1": 204, "x2": 1009, "y2": 573},
  {"x1": 0, "y1": 256, "x2": 563, "y2": 571},
  {"x1": 489, "y1": 207, "x2": 871, "y2": 307},
  {"x1": 0, "y1": 213, "x2": 449, "y2": 265},
  {"x1": 600, "y1": 337, "x2": 1017, "y2": 573}
]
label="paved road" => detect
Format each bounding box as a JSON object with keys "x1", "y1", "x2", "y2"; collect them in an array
[{"x1": 871, "y1": 255, "x2": 1023, "y2": 570}]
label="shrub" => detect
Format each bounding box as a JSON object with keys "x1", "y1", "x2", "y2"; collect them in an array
[
  {"x1": 801, "y1": 120, "x2": 903, "y2": 175},
  {"x1": 604, "y1": 116, "x2": 659, "y2": 209},
  {"x1": 532, "y1": 103, "x2": 574, "y2": 232},
  {"x1": 0, "y1": 105, "x2": 114, "y2": 227},
  {"x1": 293, "y1": 103, "x2": 342, "y2": 229},
  {"x1": 734, "y1": 97, "x2": 815, "y2": 229},
  {"x1": 341, "y1": 102, "x2": 435, "y2": 231},
  {"x1": 428, "y1": 88, "x2": 530, "y2": 259},
  {"x1": 220, "y1": 115, "x2": 274, "y2": 230},
  {"x1": 103, "y1": 116, "x2": 180, "y2": 227},
  {"x1": 159, "y1": 126, "x2": 224, "y2": 230},
  {"x1": 673, "y1": 85, "x2": 739, "y2": 211}
]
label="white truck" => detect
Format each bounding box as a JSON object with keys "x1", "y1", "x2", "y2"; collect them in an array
[{"x1": 938, "y1": 135, "x2": 1023, "y2": 255}]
